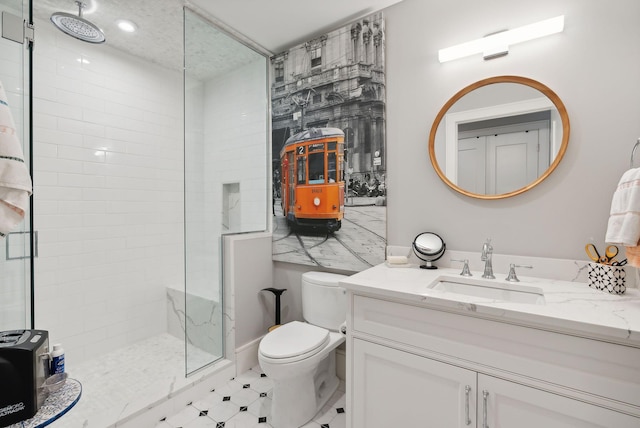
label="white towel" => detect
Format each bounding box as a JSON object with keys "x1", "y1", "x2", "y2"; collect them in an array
[
  {"x1": 0, "y1": 80, "x2": 32, "y2": 238},
  {"x1": 605, "y1": 168, "x2": 640, "y2": 246}
]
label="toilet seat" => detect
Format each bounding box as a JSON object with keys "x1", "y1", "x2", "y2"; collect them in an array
[{"x1": 259, "y1": 321, "x2": 329, "y2": 363}]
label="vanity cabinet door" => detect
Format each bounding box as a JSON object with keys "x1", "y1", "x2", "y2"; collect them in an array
[
  {"x1": 352, "y1": 339, "x2": 477, "y2": 428},
  {"x1": 479, "y1": 374, "x2": 640, "y2": 428}
]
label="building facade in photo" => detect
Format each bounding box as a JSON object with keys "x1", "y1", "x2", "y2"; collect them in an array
[{"x1": 271, "y1": 13, "x2": 386, "y2": 190}]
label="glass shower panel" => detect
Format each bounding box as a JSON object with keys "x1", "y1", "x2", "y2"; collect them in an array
[
  {"x1": 183, "y1": 8, "x2": 269, "y2": 375},
  {"x1": 0, "y1": 0, "x2": 31, "y2": 331}
]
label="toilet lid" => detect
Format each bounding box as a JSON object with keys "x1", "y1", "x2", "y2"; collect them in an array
[{"x1": 260, "y1": 321, "x2": 329, "y2": 360}]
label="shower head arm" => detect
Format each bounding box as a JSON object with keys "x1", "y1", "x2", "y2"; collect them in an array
[{"x1": 76, "y1": 1, "x2": 86, "y2": 18}]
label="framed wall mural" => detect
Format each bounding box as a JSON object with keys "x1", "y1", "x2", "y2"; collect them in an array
[{"x1": 271, "y1": 13, "x2": 387, "y2": 272}]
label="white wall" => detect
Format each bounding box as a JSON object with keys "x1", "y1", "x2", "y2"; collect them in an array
[
  {"x1": 204, "y1": 59, "x2": 268, "y2": 235},
  {"x1": 184, "y1": 78, "x2": 208, "y2": 299},
  {"x1": 224, "y1": 233, "x2": 274, "y2": 349},
  {"x1": 271, "y1": 0, "x2": 640, "y2": 320},
  {"x1": 184, "y1": 59, "x2": 269, "y2": 301},
  {"x1": 32, "y1": 21, "x2": 184, "y2": 364},
  {"x1": 384, "y1": 0, "x2": 640, "y2": 261}
]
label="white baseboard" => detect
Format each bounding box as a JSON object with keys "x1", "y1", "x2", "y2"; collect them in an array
[{"x1": 236, "y1": 336, "x2": 263, "y2": 374}]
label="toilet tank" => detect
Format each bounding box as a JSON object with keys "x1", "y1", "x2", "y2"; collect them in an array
[{"x1": 302, "y1": 271, "x2": 348, "y2": 331}]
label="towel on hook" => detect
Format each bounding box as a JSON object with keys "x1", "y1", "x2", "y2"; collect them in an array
[
  {"x1": 605, "y1": 168, "x2": 640, "y2": 267},
  {"x1": 0, "y1": 80, "x2": 32, "y2": 238}
]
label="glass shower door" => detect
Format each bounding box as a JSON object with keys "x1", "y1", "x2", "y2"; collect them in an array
[
  {"x1": 0, "y1": 0, "x2": 32, "y2": 330},
  {"x1": 183, "y1": 8, "x2": 269, "y2": 375}
]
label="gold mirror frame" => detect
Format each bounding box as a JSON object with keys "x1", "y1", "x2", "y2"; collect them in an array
[{"x1": 428, "y1": 75, "x2": 570, "y2": 200}]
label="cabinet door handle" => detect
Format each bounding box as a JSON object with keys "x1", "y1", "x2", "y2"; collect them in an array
[
  {"x1": 464, "y1": 385, "x2": 471, "y2": 425},
  {"x1": 482, "y1": 390, "x2": 489, "y2": 428}
]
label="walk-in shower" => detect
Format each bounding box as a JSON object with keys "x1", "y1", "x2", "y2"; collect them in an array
[{"x1": 0, "y1": 0, "x2": 269, "y2": 425}]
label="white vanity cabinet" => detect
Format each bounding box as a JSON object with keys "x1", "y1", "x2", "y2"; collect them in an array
[
  {"x1": 479, "y1": 374, "x2": 638, "y2": 427},
  {"x1": 352, "y1": 338, "x2": 476, "y2": 427},
  {"x1": 347, "y1": 294, "x2": 640, "y2": 428}
]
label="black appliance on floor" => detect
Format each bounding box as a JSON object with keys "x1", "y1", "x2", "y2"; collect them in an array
[{"x1": 0, "y1": 330, "x2": 49, "y2": 427}]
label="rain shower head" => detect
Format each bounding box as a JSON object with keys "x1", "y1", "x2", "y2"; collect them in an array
[{"x1": 50, "y1": 1, "x2": 105, "y2": 44}]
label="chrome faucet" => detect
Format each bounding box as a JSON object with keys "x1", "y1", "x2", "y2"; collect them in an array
[
  {"x1": 505, "y1": 263, "x2": 533, "y2": 282},
  {"x1": 481, "y1": 239, "x2": 495, "y2": 279}
]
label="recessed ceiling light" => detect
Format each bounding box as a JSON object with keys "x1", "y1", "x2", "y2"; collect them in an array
[{"x1": 116, "y1": 19, "x2": 137, "y2": 33}]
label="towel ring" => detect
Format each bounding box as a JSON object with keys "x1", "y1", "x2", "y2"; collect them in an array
[{"x1": 631, "y1": 138, "x2": 640, "y2": 168}]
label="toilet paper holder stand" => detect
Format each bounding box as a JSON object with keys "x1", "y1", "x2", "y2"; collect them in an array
[{"x1": 261, "y1": 287, "x2": 287, "y2": 332}]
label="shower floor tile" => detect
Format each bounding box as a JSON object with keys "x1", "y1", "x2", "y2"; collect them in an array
[
  {"x1": 157, "y1": 365, "x2": 346, "y2": 428},
  {"x1": 45, "y1": 333, "x2": 219, "y2": 428}
]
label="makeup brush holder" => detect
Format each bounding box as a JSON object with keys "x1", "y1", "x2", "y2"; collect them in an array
[{"x1": 587, "y1": 262, "x2": 626, "y2": 295}]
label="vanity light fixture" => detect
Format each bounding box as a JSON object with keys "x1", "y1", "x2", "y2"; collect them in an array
[{"x1": 438, "y1": 15, "x2": 564, "y2": 63}]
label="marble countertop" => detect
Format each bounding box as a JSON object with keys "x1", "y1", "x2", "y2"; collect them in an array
[{"x1": 341, "y1": 263, "x2": 640, "y2": 347}]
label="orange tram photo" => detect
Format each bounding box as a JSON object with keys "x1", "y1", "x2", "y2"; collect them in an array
[{"x1": 280, "y1": 128, "x2": 345, "y2": 233}]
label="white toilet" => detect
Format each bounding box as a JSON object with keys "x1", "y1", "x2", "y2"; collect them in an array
[{"x1": 258, "y1": 271, "x2": 347, "y2": 428}]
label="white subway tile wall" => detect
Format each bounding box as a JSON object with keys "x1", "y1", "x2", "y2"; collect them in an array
[
  {"x1": 32, "y1": 21, "x2": 184, "y2": 365},
  {"x1": 187, "y1": 56, "x2": 268, "y2": 300}
]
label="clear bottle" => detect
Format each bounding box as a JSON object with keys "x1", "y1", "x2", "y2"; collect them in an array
[{"x1": 50, "y1": 343, "x2": 65, "y2": 375}]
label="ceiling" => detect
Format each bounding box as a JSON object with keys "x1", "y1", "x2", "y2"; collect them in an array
[
  {"x1": 32, "y1": 0, "x2": 403, "y2": 80},
  {"x1": 188, "y1": 0, "x2": 404, "y2": 54}
]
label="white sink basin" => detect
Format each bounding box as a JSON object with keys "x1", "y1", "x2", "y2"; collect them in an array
[{"x1": 426, "y1": 275, "x2": 545, "y2": 305}]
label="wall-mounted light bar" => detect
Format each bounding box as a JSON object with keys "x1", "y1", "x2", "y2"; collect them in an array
[{"x1": 438, "y1": 15, "x2": 565, "y2": 63}]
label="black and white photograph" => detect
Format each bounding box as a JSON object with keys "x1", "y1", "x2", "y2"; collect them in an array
[{"x1": 270, "y1": 13, "x2": 387, "y2": 271}]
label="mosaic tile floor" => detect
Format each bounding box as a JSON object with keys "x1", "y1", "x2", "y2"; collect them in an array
[{"x1": 154, "y1": 365, "x2": 346, "y2": 428}]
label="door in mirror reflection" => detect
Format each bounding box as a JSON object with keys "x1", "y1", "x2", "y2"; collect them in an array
[{"x1": 457, "y1": 117, "x2": 551, "y2": 195}]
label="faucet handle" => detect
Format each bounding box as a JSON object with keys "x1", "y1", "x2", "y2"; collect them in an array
[
  {"x1": 481, "y1": 238, "x2": 493, "y2": 260},
  {"x1": 451, "y1": 259, "x2": 472, "y2": 277},
  {"x1": 505, "y1": 263, "x2": 533, "y2": 282}
]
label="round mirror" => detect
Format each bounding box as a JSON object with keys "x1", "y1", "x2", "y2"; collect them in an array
[
  {"x1": 413, "y1": 232, "x2": 445, "y2": 269},
  {"x1": 429, "y1": 76, "x2": 570, "y2": 199}
]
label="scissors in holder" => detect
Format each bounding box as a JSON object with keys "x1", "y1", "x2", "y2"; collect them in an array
[{"x1": 585, "y1": 244, "x2": 619, "y2": 265}]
